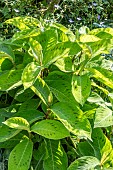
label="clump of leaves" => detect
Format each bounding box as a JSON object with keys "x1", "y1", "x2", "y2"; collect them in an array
[{"x1": 1, "y1": 16, "x2": 113, "y2": 169}]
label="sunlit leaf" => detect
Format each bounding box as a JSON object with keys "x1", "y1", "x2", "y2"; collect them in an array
[
  {"x1": 31, "y1": 77, "x2": 53, "y2": 106},
  {"x1": 22, "y1": 62, "x2": 41, "y2": 89},
  {"x1": 3, "y1": 117, "x2": 30, "y2": 131},
  {"x1": 85, "y1": 55, "x2": 104, "y2": 68},
  {"x1": 12, "y1": 29, "x2": 41, "y2": 41},
  {"x1": 51, "y1": 23, "x2": 75, "y2": 42},
  {"x1": 28, "y1": 38, "x2": 43, "y2": 64},
  {"x1": 51, "y1": 102, "x2": 91, "y2": 140},
  {"x1": 91, "y1": 81, "x2": 109, "y2": 95},
  {"x1": 90, "y1": 27, "x2": 113, "y2": 37},
  {"x1": 80, "y1": 34, "x2": 101, "y2": 42},
  {"x1": 5, "y1": 16, "x2": 41, "y2": 30},
  {"x1": 36, "y1": 28, "x2": 58, "y2": 53},
  {"x1": 31, "y1": 120, "x2": 70, "y2": 140},
  {"x1": 57, "y1": 29, "x2": 69, "y2": 42},
  {"x1": 91, "y1": 128, "x2": 113, "y2": 167},
  {"x1": 72, "y1": 74, "x2": 91, "y2": 106},
  {"x1": 43, "y1": 42, "x2": 71, "y2": 67},
  {"x1": 54, "y1": 57, "x2": 74, "y2": 72},
  {"x1": 43, "y1": 41, "x2": 81, "y2": 67},
  {"x1": 88, "y1": 67, "x2": 113, "y2": 88},
  {"x1": 87, "y1": 38, "x2": 113, "y2": 57}
]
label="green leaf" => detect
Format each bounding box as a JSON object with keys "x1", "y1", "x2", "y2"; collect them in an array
[
  {"x1": 69, "y1": 42, "x2": 82, "y2": 56},
  {"x1": 91, "y1": 128, "x2": 113, "y2": 167},
  {"x1": 0, "y1": 69, "x2": 22, "y2": 91},
  {"x1": 8, "y1": 138, "x2": 33, "y2": 170},
  {"x1": 77, "y1": 141, "x2": 95, "y2": 156},
  {"x1": 1, "y1": 58, "x2": 13, "y2": 71},
  {"x1": 54, "y1": 57, "x2": 73, "y2": 72},
  {"x1": 36, "y1": 28, "x2": 58, "y2": 53},
  {"x1": 12, "y1": 29, "x2": 41, "y2": 41},
  {"x1": 90, "y1": 28, "x2": 113, "y2": 37},
  {"x1": 80, "y1": 34, "x2": 101, "y2": 42},
  {"x1": 87, "y1": 92, "x2": 108, "y2": 107},
  {"x1": 28, "y1": 38, "x2": 43, "y2": 64},
  {"x1": 33, "y1": 141, "x2": 47, "y2": 161},
  {"x1": 3, "y1": 117, "x2": 30, "y2": 131},
  {"x1": 18, "y1": 98, "x2": 40, "y2": 111},
  {"x1": 88, "y1": 67, "x2": 113, "y2": 88},
  {"x1": 57, "y1": 29, "x2": 69, "y2": 42},
  {"x1": 0, "y1": 44, "x2": 15, "y2": 62},
  {"x1": 22, "y1": 62, "x2": 41, "y2": 89},
  {"x1": 43, "y1": 41, "x2": 81, "y2": 67},
  {"x1": 43, "y1": 139, "x2": 68, "y2": 170},
  {"x1": 0, "y1": 133, "x2": 24, "y2": 148},
  {"x1": 14, "y1": 88, "x2": 34, "y2": 102},
  {"x1": 85, "y1": 55, "x2": 103, "y2": 69},
  {"x1": 5, "y1": 16, "x2": 41, "y2": 30},
  {"x1": 95, "y1": 31, "x2": 113, "y2": 39},
  {"x1": 14, "y1": 109, "x2": 44, "y2": 124},
  {"x1": 45, "y1": 71, "x2": 79, "y2": 107},
  {"x1": 51, "y1": 23, "x2": 75, "y2": 42},
  {"x1": 67, "y1": 156, "x2": 100, "y2": 170},
  {"x1": 31, "y1": 120, "x2": 70, "y2": 140},
  {"x1": 31, "y1": 77, "x2": 53, "y2": 106},
  {"x1": 0, "y1": 40, "x2": 22, "y2": 50},
  {"x1": 72, "y1": 74, "x2": 91, "y2": 106},
  {"x1": 91, "y1": 82, "x2": 109, "y2": 95},
  {"x1": 94, "y1": 106, "x2": 113, "y2": 128},
  {"x1": 0, "y1": 124, "x2": 21, "y2": 142},
  {"x1": 51, "y1": 102, "x2": 91, "y2": 140},
  {"x1": 87, "y1": 39, "x2": 113, "y2": 57},
  {"x1": 43, "y1": 42, "x2": 71, "y2": 67}
]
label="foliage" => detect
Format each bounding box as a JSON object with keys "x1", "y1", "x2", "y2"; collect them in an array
[
  {"x1": 53, "y1": 0, "x2": 113, "y2": 30},
  {"x1": 1, "y1": 0, "x2": 113, "y2": 40},
  {"x1": 0, "y1": 16, "x2": 113, "y2": 169}
]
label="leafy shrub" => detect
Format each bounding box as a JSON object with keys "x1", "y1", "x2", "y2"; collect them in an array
[
  {"x1": 1, "y1": 16, "x2": 113, "y2": 169},
  {"x1": 1, "y1": 0, "x2": 113, "y2": 41}
]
